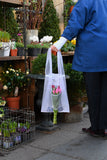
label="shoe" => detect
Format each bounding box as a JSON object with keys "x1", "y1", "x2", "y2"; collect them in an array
[
  {"x1": 82, "y1": 127, "x2": 100, "y2": 137},
  {"x1": 82, "y1": 127, "x2": 92, "y2": 133}
]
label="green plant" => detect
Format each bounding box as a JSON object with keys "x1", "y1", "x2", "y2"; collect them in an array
[
  {"x1": 0, "y1": 66, "x2": 28, "y2": 97},
  {"x1": 64, "y1": 0, "x2": 77, "y2": 26},
  {"x1": 27, "y1": 43, "x2": 43, "y2": 49},
  {"x1": 0, "y1": 7, "x2": 19, "y2": 41},
  {"x1": 38, "y1": 0, "x2": 60, "y2": 42},
  {"x1": 42, "y1": 43, "x2": 51, "y2": 49},
  {"x1": 0, "y1": 96, "x2": 6, "y2": 106},
  {"x1": 64, "y1": 63, "x2": 86, "y2": 105},
  {"x1": 61, "y1": 41, "x2": 75, "y2": 52},
  {"x1": 16, "y1": 42, "x2": 24, "y2": 48},
  {"x1": 0, "y1": 31, "x2": 10, "y2": 42},
  {"x1": 31, "y1": 53, "x2": 57, "y2": 75}
]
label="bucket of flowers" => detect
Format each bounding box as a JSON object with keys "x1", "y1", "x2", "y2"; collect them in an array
[{"x1": 52, "y1": 85, "x2": 62, "y2": 125}]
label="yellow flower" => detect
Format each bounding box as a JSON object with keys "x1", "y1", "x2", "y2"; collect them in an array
[{"x1": 71, "y1": 39, "x2": 76, "y2": 45}]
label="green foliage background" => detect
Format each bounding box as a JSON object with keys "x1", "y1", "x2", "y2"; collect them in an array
[
  {"x1": 38, "y1": 0, "x2": 61, "y2": 42},
  {"x1": 0, "y1": 7, "x2": 18, "y2": 40}
]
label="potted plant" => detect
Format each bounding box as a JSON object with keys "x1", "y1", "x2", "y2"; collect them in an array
[
  {"x1": 27, "y1": 42, "x2": 43, "y2": 56},
  {"x1": 10, "y1": 40, "x2": 18, "y2": 56},
  {"x1": 0, "y1": 67, "x2": 28, "y2": 110},
  {"x1": 0, "y1": 31, "x2": 11, "y2": 56},
  {"x1": 2, "y1": 120, "x2": 13, "y2": 149},
  {"x1": 64, "y1": 0, "x2": 77, "y2": 26},
  {"x1": 26, "y1": 0, "x2": 44, "y2": 44},
  {"x1": 16, "y1": 42, "x2": 24, "y2": 56},
  {"x1": 40, "y1": 36, "x2": 53, "y2": 54},
  {"x1": 61, "y1": 39, "x2": 76, "y2": 53},
  {"x1": 69, "y1": 0, "x2": 77, "y2": 13}
]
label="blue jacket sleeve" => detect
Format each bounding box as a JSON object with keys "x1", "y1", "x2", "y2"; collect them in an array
[{"x1": 62, "y1": 0, "x2": 92, "y2": 40}]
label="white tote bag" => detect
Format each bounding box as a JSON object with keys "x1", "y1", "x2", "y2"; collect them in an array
[{"x1": 41, "y1": 48, "x2": 70, "y2": 113}]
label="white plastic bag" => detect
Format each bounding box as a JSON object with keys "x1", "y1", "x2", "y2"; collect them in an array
[{"x1": 41, "y1": 48, "x2": 70, "y2": 113}]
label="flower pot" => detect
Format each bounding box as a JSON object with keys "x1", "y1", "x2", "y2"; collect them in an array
[
  {"x1": 69, "y1": 5, "x2": 74, "y2": 13},
  {"x1": 3, "y1": 42, "x2": 10, "y2": 56},
  {"x1": 6, "y1": 96, "x2": 20, "y2": 110},
  {"x1": 52, "y1": 51, "x2": 57, "y2": 56},
  {"x1": 0, "y1": 49, "x2": 4, "y2": 57},
  {"x1": 28, "y1": 48, "x2": 42, "y2": 56},
  {"x1": 17, "y1": 47, "x2": 25, "y2": 56},
  {"x1": 41, "y1": 48, "x2": 48, "y2": 54},
  {"x1": 10, "y1": 49, "x2": 18, "y2": 56}
]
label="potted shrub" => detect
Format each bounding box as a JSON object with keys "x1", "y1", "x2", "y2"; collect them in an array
[
  {"x1": 27, "y1": 42, "x2": 43, "y2": 56},
  {"x1": 16, "y1": 42, "x2": 24, "y2": 56},
  {"x1": 0, "y1": 67, "x2": 28, "y2": 110}
]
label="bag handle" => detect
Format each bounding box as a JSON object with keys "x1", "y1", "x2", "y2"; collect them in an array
[{"x1": 45, "y1": 48, "x2": 65, "y2": 75}]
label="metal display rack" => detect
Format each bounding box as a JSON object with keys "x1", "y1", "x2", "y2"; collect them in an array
[{"x1": 0, "y1": 107, "x2": 35, "y2": 154}]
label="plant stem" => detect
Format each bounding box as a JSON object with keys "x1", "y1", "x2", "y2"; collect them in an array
[{"x1": 53, "y1": 109, "x2": 58, "y2": 125}]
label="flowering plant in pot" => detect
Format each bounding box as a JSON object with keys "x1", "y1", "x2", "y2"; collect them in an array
[
  {"x1": 10, "y1": 40, "x2": 18, "y2": 56},
  {"x1": 0, "y1": 67, "x2": 28, "y2": 110},
  {"x1": 27, "y1": 42, "x2": 43, "y2": 56},
  {"x1": 40, "y1": 36, "x2": 53, "y2": 54}
]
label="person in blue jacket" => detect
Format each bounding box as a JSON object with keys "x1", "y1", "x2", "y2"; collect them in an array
[{"x1": 51, "y1": 0, "x2": 107, "y2": 137}]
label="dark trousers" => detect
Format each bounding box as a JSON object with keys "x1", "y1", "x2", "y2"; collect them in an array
[{"x1": 84, "y1": 72, "x2": 107, "y2": 131}]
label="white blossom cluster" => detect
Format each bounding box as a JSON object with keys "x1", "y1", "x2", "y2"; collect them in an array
[
  {"x1": 30, "y1": 36, "x2": 39, "y2": 42},
  {"x1": 40, "y1": 36, "x2": 53, "y2": 43}
]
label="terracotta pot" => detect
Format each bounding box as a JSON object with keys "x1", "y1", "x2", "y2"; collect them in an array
[
  {"x1": 52, "y1": 51, "x2": 57, "y2": 56},
  {"x1": 10, "y1": 49, "x2": 18, "y2": 56},
  {"x1": 69, "y1": 5, "x2": 74, "y2": 13},
  {"x1": 6, "y1": 96, "x2": 20, "y2": 110}
]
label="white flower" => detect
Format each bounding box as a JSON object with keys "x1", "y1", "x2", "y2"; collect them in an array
[
  {"x1": 3, "y1": 85, "x2": 8, "y2": 90},
  {"x1": 6, "y1": 71, "x2": 9, "y2": 74},
  {"x1": 40, "y1": 36, "x2": 53, "y2": 43},
  {"x1": 30, "y1": 36, "x2": 39, "y2": 42},
  {"x1": 26, "y1": 71, "x2": 29, "y2": 75}
]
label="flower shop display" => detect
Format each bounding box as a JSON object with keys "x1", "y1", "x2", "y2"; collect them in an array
[
  {"x1": 41, "y1": 49, "x2": 70, "y2": 124},
  {"x1": 0, "y1": 67, "x2": 28, "y2": 110}
]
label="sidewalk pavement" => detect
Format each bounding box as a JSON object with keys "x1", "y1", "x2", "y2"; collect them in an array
[{"x1": 1, "y1": 112, "x2": 107, "y2": 160}]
